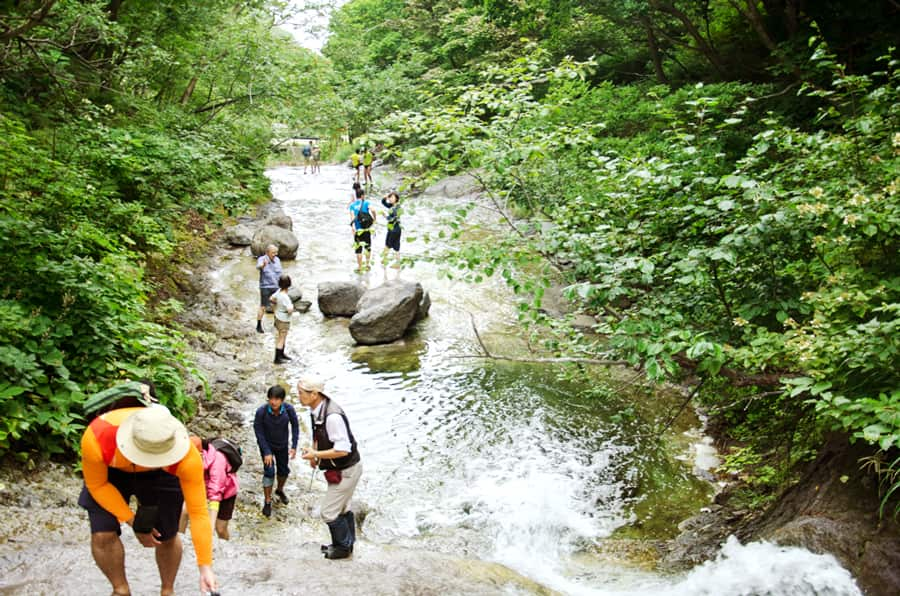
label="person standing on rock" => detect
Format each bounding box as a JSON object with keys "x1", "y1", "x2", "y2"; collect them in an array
[
  {"x1": 349, "y1": 189, "x2": 376, "y2": 273},
  {"x1": 253, "y1": 385, "x2": 300, "y2": 517},
  {"x1": 78, "y1": 406, "x2": 218, "y2": 595},
  {"x1": 270, "y1": 274, "x2": 295, "y2": 364},
  {"x1": 298, "y1": 375, "x2": 362, "y2": 560},
  {"x1": 381, "y1": 190, "x2": 402, "y2": 268},
  {"x1": 256, "y1": 244, "x2": 282, "y2": 333}
]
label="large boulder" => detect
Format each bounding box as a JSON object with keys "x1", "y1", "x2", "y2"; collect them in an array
[
  {"x1": 267, "y1": 214, "x2": 293, "y2": 231},
  {"x1": 349, "y1": 281, "x2": 423, "y2": 345},
  {"x1": 251, "y1": 225, "x2": 299, "y2": 260},
  {"x1": 318, "y1": 281, "x2": 364, "y2": 317},
  {"x1": 224, "y1": 224, "x2": 253, "y2": 246}
]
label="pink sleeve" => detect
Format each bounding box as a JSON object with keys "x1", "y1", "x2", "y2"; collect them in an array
[{"x1": 205, "y1": 447, "x2": 228, "y2": 502}]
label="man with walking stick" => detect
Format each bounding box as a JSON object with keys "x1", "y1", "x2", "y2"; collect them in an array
[{"x1": 298, "y1": 375, "x2": 362, "y2": 559}]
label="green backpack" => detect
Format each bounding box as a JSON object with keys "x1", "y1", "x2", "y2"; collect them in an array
[{"x1": 82, "y1": 381, "x2": 153, "y2": 421}]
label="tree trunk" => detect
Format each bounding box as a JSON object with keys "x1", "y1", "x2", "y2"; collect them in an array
[
  {"x1": 640, "y1": 16, "x2": 669, "y2": 84},
  {"x1": 180, "y1": 76, "x2": 199, "y2": 105},
  {"x1": 649, "y1": 0, "x2": 726, "y2": 76}
]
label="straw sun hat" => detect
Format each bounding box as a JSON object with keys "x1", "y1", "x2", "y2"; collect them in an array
[{"x1": 117, "y1": 407, "x2": 190, "y2": 468}]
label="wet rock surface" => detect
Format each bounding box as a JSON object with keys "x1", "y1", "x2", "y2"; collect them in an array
[
  {"x1": 251, "y1": 224, "x2": 299, "y2": 260},
  {"x1": 350, "y1": 280, "x2": 424, "y2": 345},
  {"x1": 317, "y1": 280, "x2": 363, "y2": 317},
  {"x1": 0, "y1": 201, "x2": 548, "y2": 596}
]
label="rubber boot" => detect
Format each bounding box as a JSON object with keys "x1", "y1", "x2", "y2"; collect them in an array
[
  {"x1": 256, "y1": 319, "x2": 264, "y2": 333},
  {"x1": 280, "y1": 349, "x2": 292, "y2": 361},
  {"x1": 343, "y1": 511, "x2": 356, "y2": 553},
  {"x1": 323, "y1": 517, "x2": 352, "y2": 559},
  {"x1": 274, "y1": 348, "x2": 284, "y2": 364}
]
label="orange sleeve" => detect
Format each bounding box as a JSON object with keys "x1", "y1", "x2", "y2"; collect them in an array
[
  {"x1": 176, "y1": 447, "x2": 213, "y2": 566},
  {"x1": 81, "y1": 428, "x2": 134, "y2": 523}
]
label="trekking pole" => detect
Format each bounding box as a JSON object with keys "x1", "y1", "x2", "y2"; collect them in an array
[{"x1": 309, "y1": 467, "x2": 317, "y2": 490}]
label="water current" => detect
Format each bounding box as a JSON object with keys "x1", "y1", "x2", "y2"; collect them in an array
[{"x1": 219, "y1": 165, "x2": 860, "y2": 595}]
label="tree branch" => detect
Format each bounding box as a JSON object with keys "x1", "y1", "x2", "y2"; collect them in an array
[{"x1": 0, "y1": 0, "x2": 57, "y2": 42}]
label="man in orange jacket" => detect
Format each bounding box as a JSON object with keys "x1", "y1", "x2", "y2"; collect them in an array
[{"x1": 78, "y1": 406, "x2": 218, "y2": 595}]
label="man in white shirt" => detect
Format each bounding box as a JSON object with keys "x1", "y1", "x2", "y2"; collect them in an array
[{"x1": 298, "y1": 375, "x2": 362, "y2": 559}]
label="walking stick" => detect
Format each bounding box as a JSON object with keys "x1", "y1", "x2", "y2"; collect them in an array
[{"x1": 309, "y1": 467, "x2": 317, "y2": 490}]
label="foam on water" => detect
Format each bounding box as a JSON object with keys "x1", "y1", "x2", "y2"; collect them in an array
[{"x1": 261, "y1": 166, "x2": 862, "y2": 595}]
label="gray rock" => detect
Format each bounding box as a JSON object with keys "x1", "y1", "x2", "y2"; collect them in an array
[
  {"x1": 423, "y1": 173, "x2": 482, "y2": 198},
  {"x1": 318, "y1": 281, "x2": 364, "y2": 317},
  {"x1": 251, "y1": 225, "x2": 299, "y2": 260},
  {"x1": 414, "y1": 290, "x2": 431, "y2": 323},
  {"x1": 267, "y1": 214, "x2": 293, "y2": 231},
  {"x1": 349, "y1": 280, "x2": 423, "y2": 345},
  {"x1": 224, "y1": 224, "x2": 253, "y2": 246},
  {"x1": 256, "y1": 202, "x2": 285, "y2": 220},
  {"x1": 286, "y1": 287, "x2": 311, "y2": 312}
]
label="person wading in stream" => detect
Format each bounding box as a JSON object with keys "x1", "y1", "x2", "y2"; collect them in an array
[
  {"x1": 298, "y1": 375, "x2": 362, "y2": 559},
  {"x1": 78, "y1": 406, "x2": 218, "y2": 596},
  {"x1": 253, "y1": 385, "x2": 299, "y2": 517},
  {"x1": 270, "y1": 274, "x2": 294, "y2": 364},
  {"x1": 349, "y1": 189, "x2": 376, "y2": 273},
  {"x1": 256, "y1": 244, "x2": 282, "y2": 333}
]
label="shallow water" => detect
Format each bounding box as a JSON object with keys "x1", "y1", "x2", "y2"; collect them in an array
[{"x1": 0, "y1": 165, "x2": 861, "y2": 595}]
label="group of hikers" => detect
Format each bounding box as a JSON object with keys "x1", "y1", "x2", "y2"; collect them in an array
[{"x1": 79, "y1": 373, "x2": 362, "y2": 593}]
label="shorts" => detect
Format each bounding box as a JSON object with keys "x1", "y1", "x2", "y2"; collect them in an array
[
  {"x1": 260, "y1": 286, "x2": 278, "y2": 307},
  {"x1": 385, "y1": 227, "x2": 401, "y2": 251},
  {"x1": 262, "y1": 446, "x2": 291, "y2": 480},
  {"x1": 274, "y1": 318, "x2": 290, "y2": 332},
  {"x1": 216, "y1": 495, "x2": 237, "y2": 521},
  {"x1": 78, "y1": 468, "x2": 183, "y2": 540},
  {"x1": 354, "y1": 231, "x2": 372, "y2": 254}
]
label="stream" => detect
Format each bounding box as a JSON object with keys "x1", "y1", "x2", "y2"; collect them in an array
[{"x1": 0, "y1": 165, "x2": 862, "y2": 595}]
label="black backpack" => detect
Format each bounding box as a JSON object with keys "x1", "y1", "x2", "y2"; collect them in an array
[
  {"x1": 210, "y1": 438, "x2": 243, "y2": 473},
  {"x1": 355, "y1": 201, "x2": 374, "y2": 229}
]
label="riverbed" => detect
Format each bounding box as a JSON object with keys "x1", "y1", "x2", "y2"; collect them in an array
[{"x1": 0, "y1": 165, "x2": 862, "y2": 595}]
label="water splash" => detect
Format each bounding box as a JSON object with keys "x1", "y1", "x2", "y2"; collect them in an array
[{"x1": 662, "y1": 536, "x2": 862, "y2": 596}]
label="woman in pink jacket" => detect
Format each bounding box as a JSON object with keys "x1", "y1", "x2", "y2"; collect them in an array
[{"x1": 180, "y1": 436, "x2": 240, "y2": 540}]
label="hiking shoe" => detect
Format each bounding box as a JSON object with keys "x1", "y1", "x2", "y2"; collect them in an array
[
  {"x1": 323, "y1": 545, "x2": 352, "y2": 560},
  {"x1": 275, "y1": 489, "x2": 289, "y2": 504},
  {"x1": 262, "y1": 501, "x2": 272, "y2": 517}
]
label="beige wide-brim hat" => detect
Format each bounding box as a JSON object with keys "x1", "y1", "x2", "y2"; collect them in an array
[
  {"x1": 298, "y1": 374, "x2": 329, "y2": 399},
  {"x1": 117, "y1": 407, "x2": 190, "y2": 468}
]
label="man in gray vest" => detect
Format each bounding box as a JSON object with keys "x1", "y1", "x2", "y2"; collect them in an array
[{"x1": 298, "y1": 375, "x2": 362, "y2": 559}]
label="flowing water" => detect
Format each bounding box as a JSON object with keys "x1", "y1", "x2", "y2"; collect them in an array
[
  {"x1": 0, "y1": 165, "x2": 862, "y2": 595},
  {"x1": 214, "y1": 165, "x2": 859, "y2": 595}
]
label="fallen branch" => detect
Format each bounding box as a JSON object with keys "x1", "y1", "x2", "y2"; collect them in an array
[{"x1": 465, "y1": 312, "x2": 630, "y2": 366}]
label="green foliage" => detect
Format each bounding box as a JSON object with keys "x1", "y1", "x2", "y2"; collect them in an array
[
  {"x1": 0, "y1": 0, "x2": 331, "y2": 458},
  {"x1": 365, "y1": 39, "x2": 899, "y2": 492}
]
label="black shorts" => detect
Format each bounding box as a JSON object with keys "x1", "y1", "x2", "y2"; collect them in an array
[
  {"x1": 260, "y1": 286, "x2": 278, "y2": 307},
  {"x1": 217, "y1": 495, "x2": 237, "y2": 521},
  {"x1": 385, "y1": 227, "x2": 401, "y2": 251},
  {"x1": 78, "y1": 468, "x2": 183, "y2": 540},
  {"x1": 354, "y1": 231, "x2": 372, "y2": 254}
]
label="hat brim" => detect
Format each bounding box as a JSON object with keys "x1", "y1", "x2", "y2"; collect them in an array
[{"x1": 117, "y1": 409, "x2": 191, "y2": 468}]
